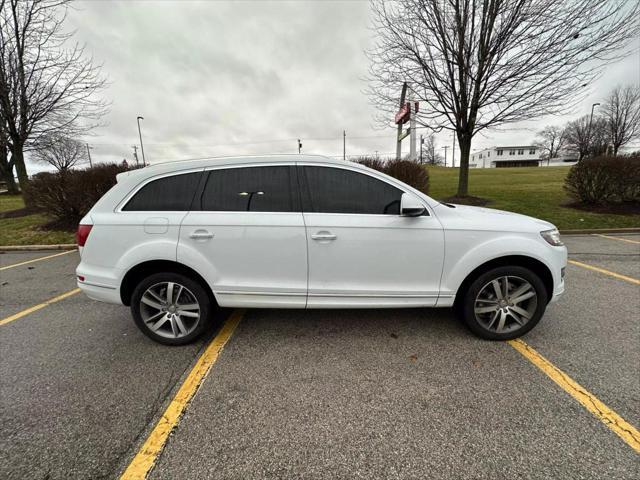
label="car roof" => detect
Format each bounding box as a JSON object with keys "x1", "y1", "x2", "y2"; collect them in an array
[
  {"x1": 118, "y1": 154, "x2": 359, "y2": 181},
  {"x1": 151, "y1": 154, "x2": 348, "y2": 170},
  {"x1": 116, "y1": 154, "x2": 354, "y2": 182}
]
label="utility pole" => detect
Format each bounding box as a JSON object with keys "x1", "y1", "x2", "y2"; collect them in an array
[
  {"x1": 409, "y1": 100, "x2": 417, "y2": 161},
  {"x1": 343, "y1": 130, "x2": 346, "y2": 161},
  {"x1": 587, "y1": 102, "x2": 600, "y2": 158},
  {"x1": 137, "y1": 116, "x2": 146, "y2": 166},
  {"x1": 419, "y1": 134, "x2": 424, "y2": 164},
  {"x1": 86, "y1": 144, "x2": 93, "y2": 168},
  {"x1": 452, "y1": 132, "x2": 456, "y2": 167},
  {"x1": 297, "y1": 139, "x2": 302, "y2": 154},
  {"x1": 375, "y1": 150, "x2": 379, "y2": 160},
  {"x1": 132, "y1": 145, "x2": 139, "y2": 166},
  {"x1": 442, "y1": 146, "x2": 449, "y2": 167}
]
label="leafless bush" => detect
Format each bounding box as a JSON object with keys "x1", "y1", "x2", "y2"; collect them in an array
[
  {"x1": 355, "y1": 156, "x2": 429, "y2": 194},
  {"x1": 24, "y1": 163, "x2": 129, "y2": 228},
  {"x1": 564, "y1": 155, "x2": 640, "y2": 204}
]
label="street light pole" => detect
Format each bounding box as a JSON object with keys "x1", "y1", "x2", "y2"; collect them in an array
[
  {"x1": 86, "y1": 144, "x2": 93, "y2": 168},
  {"x1": 442, "y1": 146, "x2": 449, "y2": 167},
  {"x1": 137, "y1": 116, "x2": 146, "y2": 166},
  {"x1": 587, "y1": 103, "x2": 600, "y2": 159}
]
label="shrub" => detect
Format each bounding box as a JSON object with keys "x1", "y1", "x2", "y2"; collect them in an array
[
  {"x1": 382, "y1": 159, "x2": 430, "y2": 194},
  {"x1": 355, "y1": 157, "x2": 430, "y2": 194},
  {"x1": 564, "y1": 155, "x2": 640, "y2": 204},
  {"x1": 24, "y1": 163, "x2": 131, "y2": 229},
  {"x1": 354, "y1": 156, "x2": 386, "y2": 172}
]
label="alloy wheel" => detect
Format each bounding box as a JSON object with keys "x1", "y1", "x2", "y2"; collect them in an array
[
  {"x1": 139, "y1": 282, "x2": 201, "y2": 339},
  {"x1": 473, "y1": 275, "x2": 537, "y2": 334}
]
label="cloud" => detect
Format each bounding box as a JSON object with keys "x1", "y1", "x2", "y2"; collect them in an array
[{"x1": 25, "y1": 0, "x2": 638, "y2": 172}]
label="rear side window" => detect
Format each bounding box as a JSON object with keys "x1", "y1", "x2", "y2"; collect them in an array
[
  {"x1": 123, "y1": 172, "x2": 201, "y2": 211},
  {"x1": 200, "y1": 166, "x2": 298, "y2": 212},
  {"x1": 302, "y1": 166, "x2": 402, "y2": 215}
]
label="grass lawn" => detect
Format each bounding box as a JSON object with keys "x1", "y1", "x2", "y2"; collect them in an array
[
  {"x1": 0, "y1": 166, "x2": 638, "y2": 246},
  {"x1": 428, "y1": 166, "x2": 640, "y2": 230},
  {"x1": 0, "y1": 195, "x2": 74, "y2": 246}
]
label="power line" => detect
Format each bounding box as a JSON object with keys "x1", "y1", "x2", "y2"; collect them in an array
[{"x1": 82, "y1": 133, "x2": 397, "y2": 148}]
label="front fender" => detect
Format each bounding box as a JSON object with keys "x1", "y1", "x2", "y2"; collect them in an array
[{"x1": 439, "y1": 232, "x2": 560, "y2": 299}]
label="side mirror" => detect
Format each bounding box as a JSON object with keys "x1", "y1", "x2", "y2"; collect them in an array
[{"x1": 400, "y1": 192, "x2": 426, "y2": 217}]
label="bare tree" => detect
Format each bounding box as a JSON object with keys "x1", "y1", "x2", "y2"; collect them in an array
[
  {"x1": 0, "y1": 120, "x2": 18, "y2": 192},
  {"x1": 602, "y1": 85, "x2": 640, "y2": 156},
  {"x1": 565, "y1": 115, "x2": 609, "y2": 160},
  {"x1": 421, "y1": 133, "x2": 443, "y2": 164},
  {"x1": 534, "y1": 125, "x2": 567, "y2": 165},
  {"x1": 367, "y1": 0, "x2": 639, "y2": 196},
  {"x1": 33, "y1": 135, "x2": 87, "y2": 172},
  {"x1": 0, "y1": 0, "x2": 107, "y2": 191}
]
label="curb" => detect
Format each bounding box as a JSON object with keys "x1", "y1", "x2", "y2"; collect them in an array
[
  {"x1": 559, "y1": 227, "x2": 640, "y2": 235},
  {"x1": 0, "y1": 244, "x2": 77, "y2": 252}
]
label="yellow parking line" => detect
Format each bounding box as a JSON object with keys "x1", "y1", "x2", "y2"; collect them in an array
[
  {"x1": 508, "y1": 339, "x2": 640, "y2": 453},
  {"x1": 0, "y1": 249, "x2": 76, "y2": 271},
  {"x1": 568, "y1": 260, "x2": 640, "y2": 285},
  {"x1": 120, "y1": 310, "x2": 244, "y2": 480},
  {"x1": 0, "y1": 288, "x2": 81, "y2": 327},
  {"x1": 593, "y1": 234, "x2": 640, "y2": 245}
]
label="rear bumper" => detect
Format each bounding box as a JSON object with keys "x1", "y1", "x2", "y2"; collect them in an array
[
  {"x1": 77, "y1": 280, "x2": 122, "y2": 304},
  {"x1": 76, "y1": 261, "x2": 123, "y2": 305}
]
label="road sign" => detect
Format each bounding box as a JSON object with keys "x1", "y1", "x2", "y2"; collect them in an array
[{"x1": 395, "y1": 103, "x2": 410, "y2": 125}]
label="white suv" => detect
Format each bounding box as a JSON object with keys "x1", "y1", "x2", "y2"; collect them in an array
[{"x1": 76, "y1": 155, "x2": 566, "y2": 345}]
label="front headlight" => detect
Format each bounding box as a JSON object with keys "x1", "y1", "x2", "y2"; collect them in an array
[{"x1": 540, "y1": 228, "x2": 563, "y2": 246}]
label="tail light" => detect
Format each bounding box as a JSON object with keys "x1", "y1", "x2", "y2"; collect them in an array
[{"x1": 76, "y1": 224, "x2": 93, "y2": 247}]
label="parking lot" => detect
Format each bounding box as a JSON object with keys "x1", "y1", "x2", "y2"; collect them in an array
[{"x1": 1, "y1": 234, "x2": 638, "y2": 479}]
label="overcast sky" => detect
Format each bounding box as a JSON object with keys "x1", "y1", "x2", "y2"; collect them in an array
[{"x1": 36, "y1": 0, "x2": 639, "y2": 169}]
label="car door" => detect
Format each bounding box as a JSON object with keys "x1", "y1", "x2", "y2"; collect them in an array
[
  {"x1": 300, "y1": 163, "x2": 444, "y2": 308},
  {"x1": 177, "y1": 163, "x2": 307, "y2": 308}
]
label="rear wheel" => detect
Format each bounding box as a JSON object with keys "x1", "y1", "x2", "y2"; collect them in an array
[
  {"x1": 131, "y1": 272, "x2": 211, "y2": 345},
  {"x1": 461, "y1": 266, "x2": 548, "y2": 340}
]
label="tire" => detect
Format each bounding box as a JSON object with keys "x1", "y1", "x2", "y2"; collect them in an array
[
  {"x1": 130, "y1": 272, "x2": 212, "y2": 345},
  {"x1": 460, "y1": 266, "x2": 548, "y2": 340}
]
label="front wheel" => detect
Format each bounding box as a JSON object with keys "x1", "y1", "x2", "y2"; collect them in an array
[
  {"x1": 131, "y1": 272, "x2": 212, "y2": 345},
  {"x1": 461, "y1": 266, "x2": 548, "y2": 340}
]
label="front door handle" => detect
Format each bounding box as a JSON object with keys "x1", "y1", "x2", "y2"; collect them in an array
[
  {"x1": 189, "y1": 229, "x2": 214, "y2": 240},
  {"x1": 311, "y1": 231, "x2": 337, "y2": 241}
]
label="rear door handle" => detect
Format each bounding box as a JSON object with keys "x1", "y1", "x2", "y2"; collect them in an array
[
  {"x1": 311, "y1": 231, "x2": 337, "y2": 241},
  {"x1": 189, "y1": 229, "x2": 214, "y2": 240}
]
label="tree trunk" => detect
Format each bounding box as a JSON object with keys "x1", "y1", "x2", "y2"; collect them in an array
[
  {"x1": 12, "y1": 143, "x2": 29, "y2": 191},
  {"x1": 0, "y1": 165, "x2": 19, "y2": 193},
  {"x1": 456, "y1": 134, "x2": 472, "y2": 197},
  {"x1": 0, "y1": 150, "x2": 19, "y2": 194}
]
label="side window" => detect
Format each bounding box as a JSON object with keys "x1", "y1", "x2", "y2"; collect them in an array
[
  {"x1": 302, "y1": 166, "x2": 403, "y2": 215},
  {"x1": 200, "y1": 166, "x2": 297, "y2": 212},
  {"x1": 123, "y1": 172, "x2": 201, "y2": 211}
]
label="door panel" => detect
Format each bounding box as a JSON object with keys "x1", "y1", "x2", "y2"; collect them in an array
[
  {"x1": 178, "y1": 212, "x2": 307, "y2": 307},
  {"x1": 177, "y1": 164, "x2": 307, "y2": 308},
  {"x1": 304, "y1": 213, "x2": 444, "y2": 307},
  {"x1": 299, "y1": 164, "x2": 444, "y2": 308}
]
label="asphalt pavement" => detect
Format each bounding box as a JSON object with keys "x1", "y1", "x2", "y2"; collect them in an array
[{"x1": 0, "y1": 234, "x2": 638, "y2": 479}]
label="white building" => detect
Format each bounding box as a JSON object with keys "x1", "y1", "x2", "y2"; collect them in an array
[{"x1": 470, "y1": 146, "x2": 541, "y2": 168}]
